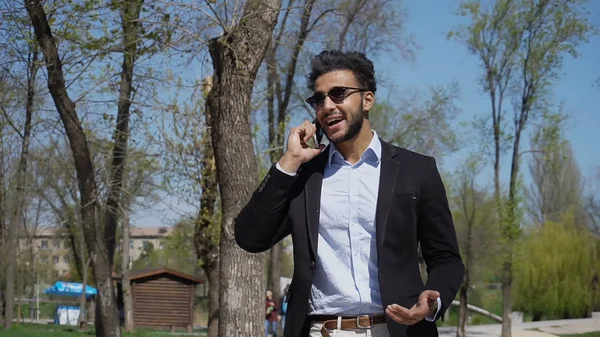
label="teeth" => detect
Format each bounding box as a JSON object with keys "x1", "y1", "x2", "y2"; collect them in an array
[{"x1": 327, "y1": 118, "x2": 342, "y2": 125}]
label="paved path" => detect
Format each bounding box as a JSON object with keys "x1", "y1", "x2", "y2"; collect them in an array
[{"x1": 439, "y1": 317, "x2": 600, "y2": 337}]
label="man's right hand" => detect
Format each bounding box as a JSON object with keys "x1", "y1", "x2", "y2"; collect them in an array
[{"x1": 278, "y1": 120, "x2": 325, "y2": 173}]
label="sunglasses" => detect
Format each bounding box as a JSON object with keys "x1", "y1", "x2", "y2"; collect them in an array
[{"x1": 305, "y1": 86, "x2": 368, "y2": 110}]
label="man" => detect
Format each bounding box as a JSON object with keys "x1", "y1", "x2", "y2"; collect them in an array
[
  {"x1": 235, "y1": 50, "x2": 464, "y2": 337},
  {"x1": 265, "y1": 290, "x2": 281, "y2": 337}
]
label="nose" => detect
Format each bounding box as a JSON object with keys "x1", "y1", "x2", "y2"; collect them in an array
[{"x1": 322, "y1": 95, "x2": 337, "y2": 111}]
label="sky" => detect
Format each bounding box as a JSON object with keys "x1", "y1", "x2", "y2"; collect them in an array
[
  {"x1": 377, "y1": 1, "x2": 600, "y2": 182},
  {"x1": 132, "y1": 0, "x2": 600, "y2": 228}
]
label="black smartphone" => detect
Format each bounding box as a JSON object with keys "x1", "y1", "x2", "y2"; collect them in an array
[{"x1": 311, "y1": 118, "x2": 325, "y2": 149}]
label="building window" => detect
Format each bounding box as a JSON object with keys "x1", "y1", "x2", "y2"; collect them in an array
[
  {"x1": 53, "y1": 240, "x2": 61, "y2": 249},
  {"x1": 142, "y1": 241, "x2": 150, "y2": 250},
  {"x1": 52, "y1": 256, "x2": 59, "y2": 264},
  {"x1": 41, "y1": 240, "x2": 48, "y2": 250},
  {"x1": 40, "y1": 256, "x2": 48, "y2": 263},
  {"x1": 63, "y1": 255, "x2": 70, "y2": 264}
]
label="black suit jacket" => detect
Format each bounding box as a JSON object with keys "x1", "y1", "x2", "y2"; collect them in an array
[{"x1": 235, "y1": 140, "x2": 464, "y2": 337}]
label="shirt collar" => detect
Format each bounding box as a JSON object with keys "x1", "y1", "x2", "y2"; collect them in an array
[{"x1": 327, "y1": 130, "x2": 382, "y2": 168}]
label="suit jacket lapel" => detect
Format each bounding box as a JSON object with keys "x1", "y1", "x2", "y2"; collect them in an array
[
  {"x1": 375, "y1": 141, "x2": 400, "y2": 255},
  {"x1": 304, "y1": 148, "x2": 329, "y2": 259}
]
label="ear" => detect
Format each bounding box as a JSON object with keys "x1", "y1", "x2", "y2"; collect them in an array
[{"x1": 362, "y1": 91, "x2": 375, "y2": 112}]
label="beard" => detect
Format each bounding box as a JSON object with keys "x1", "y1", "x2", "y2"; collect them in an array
[{"x1": 327, "y1": 102, "x2": 364, "y2": 144}]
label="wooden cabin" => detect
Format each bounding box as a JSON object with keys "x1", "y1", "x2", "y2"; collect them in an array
[{"x1": 125, "y1": 268, "x2": 202, "y2": 332}]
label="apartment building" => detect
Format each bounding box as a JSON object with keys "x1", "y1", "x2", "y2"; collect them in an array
[
  {"x1": 129, "y1": 226, "x2": 172, "y2": 260},
  {"x1": 19, "y1": 225, "x2": 172, "y2": 277}
]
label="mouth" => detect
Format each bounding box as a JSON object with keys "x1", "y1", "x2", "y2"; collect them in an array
[{"x1": 324, "y1": 115, "x2": 345, "y2": 127}]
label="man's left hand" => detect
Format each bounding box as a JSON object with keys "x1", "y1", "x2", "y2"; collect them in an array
[{"x1": 385, "y1": 290, "x2": 439, "y2": 325}]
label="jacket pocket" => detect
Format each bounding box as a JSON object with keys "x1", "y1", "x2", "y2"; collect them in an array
[{"x1": 394, "y1": 192, "x2": 418, "y2": 202}]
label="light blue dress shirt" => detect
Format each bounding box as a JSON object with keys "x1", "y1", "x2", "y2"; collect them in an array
[
  {"x1": 308, "y1": 131, "x2": 383, "y2": 315},
  {"x1": 276, "y1": 131, "x2": 440, "y2": 319}
]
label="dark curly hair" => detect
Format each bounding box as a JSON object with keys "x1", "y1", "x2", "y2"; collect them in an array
[{"x1": 307, "y1": 50, "x2": 377, "y2": 93}]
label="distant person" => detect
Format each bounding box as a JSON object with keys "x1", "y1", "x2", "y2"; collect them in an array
[
  {"x1": 265, "y1": 290, "x2": 280, "y2": 337},
  {"x1": 235, "y1": 50, "x2": 464, "y2": 337},
  {"x1": 280, "y1": 285, "x2": 290, "y2": 331}
]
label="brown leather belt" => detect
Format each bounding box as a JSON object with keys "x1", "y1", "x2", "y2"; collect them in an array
[{"x1": 310, "y1": 314, "x2": 387, "y2": 337}]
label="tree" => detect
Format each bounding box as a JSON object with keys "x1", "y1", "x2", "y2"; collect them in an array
[
  {"x1": 159, "y1": 76, "x2": 220, "y2": 337},
  {"x1": 449, "y1": 156, "x2": 500, "y2": 337},
  {"x1": 526, "y1": 116, "x2": 585, "y2": 225},
  {"x1": 206, "y1": 0, "x2": 281, "y2": 335},
  {"x1": 1, "y1": 28, "x2": 39, "y2": 330},
  {"x1": 263, "y1": 0, "x2": 316, "y2": 302},
  {"x1": 450, "y1": 1, "x2": 594, "y2": 335},
  {"x1": 25, "y1": 0, "x2": 146, "y2": 334}
]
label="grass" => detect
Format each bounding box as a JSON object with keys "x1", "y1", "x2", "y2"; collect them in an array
[
  {"x1": 559, "y1": 333, "x2": 600, "y2": 337},
  {"x1": 0, "y1": 323, "x2": 207, "y2": 337}
]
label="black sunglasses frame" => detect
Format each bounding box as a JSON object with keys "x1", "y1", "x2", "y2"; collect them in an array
[{"x1": 305, "y1": 86, "x2": 368, "y2": 110}]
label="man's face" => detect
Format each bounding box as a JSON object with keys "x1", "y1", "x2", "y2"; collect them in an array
[
  {"x1": 311, "y1": 70, "x2": 370, "y2": 144},
  {"x1": 266, "y1": 290, "x2": 272, "y2": 299}
]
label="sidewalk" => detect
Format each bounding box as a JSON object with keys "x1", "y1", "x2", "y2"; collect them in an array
[{"x1": 439, "y1": 317, "x2": 600, "y2": 337}]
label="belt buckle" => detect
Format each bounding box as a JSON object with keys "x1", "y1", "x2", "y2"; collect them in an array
[{"x1": 356, "y1": 314, "x2": 373, "y2": 328}]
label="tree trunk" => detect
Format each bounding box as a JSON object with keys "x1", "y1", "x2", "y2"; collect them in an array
[
  {"x1": 79, "y1": 258, "x2": 90, "y2": 328},
  {"x1": 66, "y1": 209, "x2": 84, "y2": 279},
  {"x1": 3, "y1": 46, "x2": 37, "y2": 330},
  {"x1": 77, "y1": 210, "x2": 88, "y2": 328},
  {"x1": 25, "y1": 2, "x2": 120, "y2": 336},
  {"x1": 96, "y1": 0, "x2": 144, "y2": 333},
  {"x1": 121, "y1": 205, "x2": 133, "y2": 332},
  {"x1": 196, "y1": 76, "x2": 220, "y2": 337},
  {"x1": 0, "y1": 290, "x2": 3, "y2": 324},
  {"x1": 204, "y1": 259, "x2": 220, "y2": 337},
  {"x1": 501, "y1": 259, "x2": 513, "y2": 337},
  {"x1": 102, "y1": 0, "x2": 143, "y2": 263},
  {"x1": 501, "y1": 119, "x2": 524, "y2": 337},
  {"x1": 0, "y1": 147, "x2": 3, "y2": 323},
  {"x1": 265, "y1": 39, "x2": 284, "y2": 306},
  {"x1": 206, "y1": 1, "x2": 281, "y2": 335},
  {"x1": 457, "y1": 274, "x2": 469, "y2": 337},
  {"x1": 268, "y1": 245, "x2": 282, "y2": 297},
  {"x1": 0, "y1": 71, "x2": 6, "y2": 325},
  {"x1": 16, "y1": 267, "x2": 22, "y2": 323}
]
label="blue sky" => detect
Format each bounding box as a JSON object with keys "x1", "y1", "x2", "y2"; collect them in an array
[
  {"x1": 375, "y1": 1, "x2": 600, "y2": 185},
  {"x1": 133, "y1": 1, "x2": 600, "y2": 228}
]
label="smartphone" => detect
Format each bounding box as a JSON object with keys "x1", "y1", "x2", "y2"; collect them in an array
[
  {"x1": 312, "y1": 118, "x2": 323, "y2": 148},
  {"x1": 306, "y1": 118, "x2": 328, "y2": 149}
]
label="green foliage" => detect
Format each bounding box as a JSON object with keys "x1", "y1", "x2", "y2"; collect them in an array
[{"x1": 514, "y1": 209, "x2": 597, "y2": 319}]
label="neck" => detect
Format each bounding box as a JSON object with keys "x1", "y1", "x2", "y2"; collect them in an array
[{"x1": 335, "y1": 120, "x2": 373, "y2": 164}]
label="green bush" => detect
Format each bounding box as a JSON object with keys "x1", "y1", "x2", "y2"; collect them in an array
[{"x1": 514, "y1": 210, "x2": 597, "y2": 320}]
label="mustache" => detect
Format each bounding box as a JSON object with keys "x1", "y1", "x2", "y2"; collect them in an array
[{"x1": 323, "y1": 112, "x2": 344, "y2": 119}]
